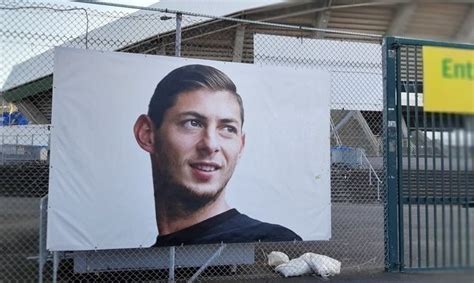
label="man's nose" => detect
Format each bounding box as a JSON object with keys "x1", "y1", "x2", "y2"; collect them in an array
[{"x1": 197, "y1": 128, "x2": 220, "y2": 154}]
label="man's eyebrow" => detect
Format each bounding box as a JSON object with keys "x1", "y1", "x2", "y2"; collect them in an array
[
  {"x1": 220, "y1": 118, "x2": 240, "y2": 125},
  {"x1": 178, "y1": 111, "x2": 207, "y2": 120},
  {"x1": 178, "y1": 112, "x2": 240, "y2": 124}
]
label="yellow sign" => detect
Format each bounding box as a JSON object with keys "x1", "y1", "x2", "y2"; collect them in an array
[{"x1": 422, "y1": 46, "x2": 474, "y2": 114}]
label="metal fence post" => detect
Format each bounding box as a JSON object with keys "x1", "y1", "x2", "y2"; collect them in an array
[
  {"x1": 52, "y1": 251, "x2": 60, "y2": 283},
  {"x1": 168, "y1": 246, "x2": 175, "y2": 283},
  {"x1": 383, "y1": 36, "x2": 400, "y2": 272},
  {"x1": 38, "y1": 196, "x2": 48, "y2": 283},
  {"x1": 175, "y1": 13, "x2": 182, "y2": 57}
]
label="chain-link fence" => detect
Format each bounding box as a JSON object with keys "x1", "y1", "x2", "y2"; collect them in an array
[{"x1": 1, "y1": 1, "x2": 386, "y2": 281}]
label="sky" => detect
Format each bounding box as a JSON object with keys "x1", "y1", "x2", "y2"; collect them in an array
[
  {"x1": 53, "y1": 1, "x2": 160, "y2": 9},
  {"x1": 1, "y1": 1, "x2": 162, "y2": 89},
  {"x1": 1, "y1": 0, "x2": 282, "y2": 89}
]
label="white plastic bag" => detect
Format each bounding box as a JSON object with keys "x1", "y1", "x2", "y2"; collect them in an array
[
  {"x1": 267, "y1": 251, "x2": 290, "y2": 267},
  {"x1": 300, "y1": 252, "x2": 341, "y2": 278},
  {"x1": 274, "y1": 257, "x2": 312, "y2": 277}
]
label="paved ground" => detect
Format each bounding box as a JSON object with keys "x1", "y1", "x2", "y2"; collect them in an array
[
  {"x1": 1, "y1": 197, "x2": 473, "y2": 282},
  {"x1": 245, "y1": 270, "x2": 474, "y2": 283},
  {"x1": 0, "y1": 198, "x2": 385, "y2": 280}
]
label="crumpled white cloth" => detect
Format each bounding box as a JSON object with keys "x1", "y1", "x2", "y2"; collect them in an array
[
  {"x1": 300, "y1": 252, "x2": 341, "y2": 278},
  {"x1": 271, "y1": 251, "x2": 341, "y2": 278},
  {"x1": 267, "y1": 251, "x2": 290, "y2": 267},
  {"x1": 274, "y1": 257, "x2": 312, "y2": 277}
]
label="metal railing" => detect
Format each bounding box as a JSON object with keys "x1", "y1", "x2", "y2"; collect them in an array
[
  {"x1": 384, "y1": 36, "x2": 474, "y2": 272},
  {"x1": 362, "y1": 152, "x2": 382, "y2": 201}
]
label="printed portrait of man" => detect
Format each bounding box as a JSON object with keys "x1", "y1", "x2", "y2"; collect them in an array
[{"x1": 133, "y1": 64, "x2": 302, "y2": 246}]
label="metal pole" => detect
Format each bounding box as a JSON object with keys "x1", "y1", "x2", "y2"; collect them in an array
[
  {"x1": 187, "y1": 244, "x2": 226, "y2": 283},
  {"x1": 52, "y1": 252, "x2": 60, "y2": 283},
  {"x1": 0, "y1": 98, "x2": 4, "y2": 164},
  {"x1": 383, "y1": 36, "x2": 400, "y2": 271},
  {"x1": 1, "y1": 96, "x2": 4, "y2": 125},
  {"x1": 168, "y1": 246, "x2": 175, "y2": 283},
  {"x1": 395, "y1": 39, "x2": 404, "y2": 271},
  {"x1": 377, "y1": 182, "x2": 380, "y2": 201},
  {"x1": 405, "y1": 46, "x2": 412, "y2": 269},
  {"x1": 38, "y1": 197, "x2": 47, "y2": 283},
  {"x1": 369, "y1": 168, "x2": 372, "y2": 185},
  {"x1": 175, "y1": 13, "x2": 182, "y2": 57}
]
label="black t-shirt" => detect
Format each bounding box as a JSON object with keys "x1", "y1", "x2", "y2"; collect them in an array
[{"x1": 153, "y1": 209, "x2": 302, "y2": 247}]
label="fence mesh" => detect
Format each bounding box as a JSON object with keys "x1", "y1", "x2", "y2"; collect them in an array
[{"x1": 1, "y1": 1, "x2": 386, "y2": 281}]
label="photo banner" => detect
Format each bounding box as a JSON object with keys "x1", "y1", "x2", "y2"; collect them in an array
[{"x1": 48, "y1": 48, "x2": 331, "y2": 251}]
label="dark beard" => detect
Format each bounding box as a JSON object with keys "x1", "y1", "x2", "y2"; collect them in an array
[{"x1": 153, "y1": 170, "x2": 228, "y2": 221}]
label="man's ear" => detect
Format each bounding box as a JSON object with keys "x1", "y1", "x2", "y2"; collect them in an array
[
  {"x1": 238, "y1": 133, "x2": 246, "y2": 159},
  {"x1": 133, "y1": 114, "x2": 156, "y2": 154}
]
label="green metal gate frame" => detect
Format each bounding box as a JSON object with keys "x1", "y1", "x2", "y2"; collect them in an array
[{"x1": 383, "y1": 36, "x2": 474, "y2": 272}]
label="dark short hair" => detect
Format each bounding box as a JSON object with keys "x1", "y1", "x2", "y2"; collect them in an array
[{"x1": 148, "y1": 64, "x2": 244, "y2": 129}]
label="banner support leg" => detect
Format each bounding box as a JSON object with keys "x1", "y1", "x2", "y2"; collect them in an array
[
  {"x1": 168, "y1": 246, "x2": 175, "y2": 283},
  {"x1": 187, "y1": 243, "x2": 226, "y2": 283},
  {"x1": 52, "y1": 251, "x2": 61, "y2": 283}
]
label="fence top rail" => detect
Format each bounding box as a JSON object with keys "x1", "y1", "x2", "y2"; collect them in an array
[
  {"x1": 73, "y1": 0, "x2": 383, "y2": 39},
  {"x1": 385, "y1": 36, "x2": 474, "y2": 49}
]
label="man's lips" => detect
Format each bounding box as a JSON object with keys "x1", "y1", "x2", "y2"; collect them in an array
[
  {"x1": 189, "y1": 162, "x2": 222, "y2": 172},
  {"x1": 189, "y1": 162, "x2": 222, "y2": 181}
]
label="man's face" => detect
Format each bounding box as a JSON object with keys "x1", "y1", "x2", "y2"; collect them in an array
[{"x1": 151, "y1": 88, "x2": 245, "y2": 202}]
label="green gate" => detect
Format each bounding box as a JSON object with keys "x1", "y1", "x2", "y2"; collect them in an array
[{"x1": 383, "y1": 37, "x2": 474, "y2": 271}]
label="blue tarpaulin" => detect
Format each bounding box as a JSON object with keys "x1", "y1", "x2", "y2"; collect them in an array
[{"x1": 1, "y1": 112, "x2": 28, "y2": 126}]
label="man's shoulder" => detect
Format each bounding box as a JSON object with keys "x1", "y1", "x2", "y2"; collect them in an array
[
  {"x1": 226, "y1": 211, "x2": 303, "y2": 242},
  {"x1": 153, "y1": 209, "x2": 302, "y2": 247}
]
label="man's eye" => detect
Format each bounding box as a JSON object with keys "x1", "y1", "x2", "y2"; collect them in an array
[
  {"x1": 223, "y1": 126, "x2": 237, "y2": 134},
  {"x1": 184, "y1": 120, "x2": 202, "y2": 129}
]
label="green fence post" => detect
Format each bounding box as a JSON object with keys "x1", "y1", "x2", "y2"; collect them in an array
[{"x1": 383, "y1": 36, "x2": 400, "y2": 271}]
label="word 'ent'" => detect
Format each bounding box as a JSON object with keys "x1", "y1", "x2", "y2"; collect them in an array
[{"x1": 442, "y1": 58, "x2": 473, "y2": 80}]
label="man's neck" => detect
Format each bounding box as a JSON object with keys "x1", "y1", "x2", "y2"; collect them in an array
[{"x1": 155, "y1": 194, "x2": 230, "y2": 235}]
